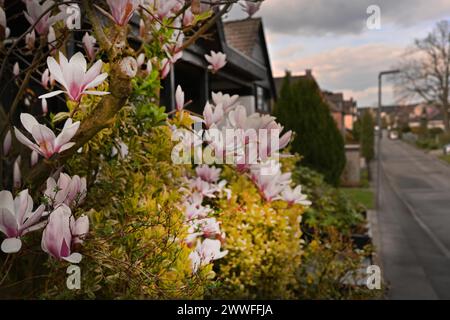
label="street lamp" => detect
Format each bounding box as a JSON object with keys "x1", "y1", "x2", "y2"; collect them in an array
[{"x1": 376, "y1": 69, "x2": 400, "y2": 210}]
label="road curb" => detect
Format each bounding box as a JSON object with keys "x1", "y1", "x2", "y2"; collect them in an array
[{"x1": 367, "y1": 209, "x2": 383, "y2": 269}]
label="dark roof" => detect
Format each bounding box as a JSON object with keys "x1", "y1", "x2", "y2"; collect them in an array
[
  {"x1": 223, "y1": 18, "x2": 262, "y2": 59},
  {"x1": 222, "y1": 18, "x2": 277, "y2": 100},
  {"x1": 274, "y1": 75, "x2": 308, "y2": 94}
]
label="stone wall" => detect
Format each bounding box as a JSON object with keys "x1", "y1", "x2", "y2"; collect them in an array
[{"x1": 341, "y1": 144, "x2": 361, "y2": 187}]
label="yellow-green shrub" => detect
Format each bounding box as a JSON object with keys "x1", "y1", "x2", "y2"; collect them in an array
[
  {"x1": 38, "y1": 110, "x2": 215, "y2": 299},
  {"x1": 210, "y1": 168, "x2": 305, "y2": 299}
]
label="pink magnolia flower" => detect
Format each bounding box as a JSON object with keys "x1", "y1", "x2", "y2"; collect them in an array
[
  {"x1": 14, "y1": 113, "x2": 80, "y2": 159},
  {"x1": 281, "y1": 185, "x2": 311, "y2": 207},
  {"x1": 175, "y1": 85, "x2": 184, "y2": 111},
  {"x1": 39, "y1": 51, "x2": 109, "y2": 102},
  {"x1": 0, "y1": 6, "x2": 10, "y2": 39},
  {"x1": 23, "y1": 0, "x2": 64, "y2": 35},
  {"x1": 44, "y1": 173, "x2": 87, "y2": 209},
  {"x1": 195, "y1": 165, "x2": 221, "y2": 183},
  {"x1": 212, "y1": 92, "x2": 239, "y2": 112},
  {"x1": 203, "y1": 102, "x2": 224, "y2": 128},
  {"x1": 189, "y1": 177, "x2": 218, "y2": 198},
  {"x1": 82, "y1": 32, "x2": 97, "y2": 60},
  {"x1": 240, "y1": 0, "x2": 262, "y2": 17},
  {"x1": 163, "y1": 30, "x2": 184, "y2": 64},
  {"x1": 198, "y1": 218, "x2": 222, "y2": 239},
  {"x1": 71, "y1": 214, "x2": 89, "y2": 245},
  {"x1": 258, "y1": 128, "x2": 292, "y2": 162},
  {"x1": 184, "y1": 202, "x2": 211, "y2": 220},
  {"x1": 0, "y1": 189, "x2": 47, "y2": 253},
  {"x1": 205, "y1": 51, "x2": 227, "y2": 72},
  {"x1": 106, "y1": 0, "x2": 140, "y2": 26},
  {"x1": 228, "y1": 105, "x2": 275, "y2": 130},
  {"x1": 251, "y1": 161, "x2": 292, "y2": 202},
  {"x1": 41, "y1": 204, "x2": 88, "y2": 263},
  {"x1": 152, "y1": 0, "x2": 180, "y2": 19},
  {"x1": 183, "y1": 8, "x2": 194, "y2": 27},
  {"x1": 189, "y1": 239, "x2": 228, "y2": 272}
]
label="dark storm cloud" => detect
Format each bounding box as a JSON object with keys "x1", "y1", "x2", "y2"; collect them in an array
[{"x1": 259, "y1": 0, "x2": 450, "y2": 35}]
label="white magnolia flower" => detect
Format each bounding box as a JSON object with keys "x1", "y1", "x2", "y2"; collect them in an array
[
  {"x1": 281, "y1": 185, "x2": 311, "y2": 206},
  {"x1": 204, "y1": 51, "x2": 227, "y2": 72},
  {"x1": 14, "y1": 113, "x2": 80, "y2": 159},
  {"x1": 39, "y1": 51, "x2": 109, "y2": 102},
  {"x1": 0, "y1": 189, "x2": 47, "y2": 253}
]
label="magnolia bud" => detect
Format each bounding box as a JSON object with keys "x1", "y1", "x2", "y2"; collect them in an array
[
  {"x1": 31, "y1": 150, "x2": 39, "y2": 167},
  {"x1": 25, "y1": 30, "x2": 35, "y2": 50},
  {"x1": 3, "y1": 130, "x2": 11, "y2": 156},
  {"x1": 13, "y1": 156, "x2": 21, "y2": 189},
  {"x1": 13, "y1": 62, "x2": 19, "y2": 76},
  {"x1": 146, "y1": 60, "x2": 152, "y2": 74},
  {"x1": 42, "y1": 98, "x2": 48, "y2": 115},
  {"x1": 41, "y1": 68, "x2": 50, "y2": 89}
]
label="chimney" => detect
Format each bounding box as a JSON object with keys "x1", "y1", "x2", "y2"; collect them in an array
[{"x1": 305, "y1": 69, "x2": 312, "y2": 77}]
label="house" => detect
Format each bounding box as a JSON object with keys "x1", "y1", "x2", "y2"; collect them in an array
[
  {"x1": 274, "y1": 70, "x2": 357, "y2": 137},
  {"x1": 362, "y1": 103, "x2": 446, "y2": 130},
  {"x1": 160, "y1": 17, "x2": 277, "y2": 115},
  {"x1": 323, "y1": 91, "x2": 357, "y2": 135}
]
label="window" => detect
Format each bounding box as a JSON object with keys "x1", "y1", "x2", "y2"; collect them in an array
[{"x1": 256, "y1": 86, "x2": 268, "y2": 112}]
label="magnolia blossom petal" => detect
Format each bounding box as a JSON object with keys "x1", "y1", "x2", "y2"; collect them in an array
[
  {"x1": 47, "y1": 56, "x2": 67, "y2": 89},
  {"x1": 20, "y1": 113, "x2": 40, "y2": 134},
  {"x1": 62, "y1": 252, "x2": 82, "y2": 263},
  {"x1": 13, "y1": 128, "x2": 41, "y2": 154},
  {"x1": 39, "y1": 90, "x2": 65, "y2": 99},
  {"x1": 83, "y1": 60, "x2": 103, "y2": 86},
  {"x1": 54, "y1": 119, "x2": 80, "y2": 148},
  {"x1": 58, "y1": 142, "x2": 76, "y2": 153},
  {"x1": 85, "y1": 72, "x2": 108, "y2": 90},
  {"x1": 31, "y1": 124, "x2": 56, "y2": 146},
  {"x1": 1, "y1": 238, "x2": 22, "y2": 253}
]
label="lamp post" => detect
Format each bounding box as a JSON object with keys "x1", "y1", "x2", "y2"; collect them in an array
[{"x1": 376, "y1": 70, "x2": 400, "y2": 211}]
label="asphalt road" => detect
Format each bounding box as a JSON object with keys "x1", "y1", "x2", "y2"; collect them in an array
[{"x1": 376, "y1": 136, "x2": 450, "y2": 299}]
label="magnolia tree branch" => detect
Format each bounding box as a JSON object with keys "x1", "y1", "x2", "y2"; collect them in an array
[
  {"x1": 82, "y1": 0, "x2": 112, "y2": 53},
  {"x1": 25, "y1": 63, "x2": 133, "y2": 186},
  {"x1": 181, "y1": 3, "x2": 232, "y2": 51},
  {"x1": 23, "y1": 0, "x2": 253, "y2": 188}
]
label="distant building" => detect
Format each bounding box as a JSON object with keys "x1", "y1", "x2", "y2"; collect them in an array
[
  {"x1": 361, "y1": 103, "x2": 446, "y2": 130},
  {"x1": 322, "y1": 91, "x2": 357, "y2": 135},
  {"x1": 274, "y1": 70, "x2": 357, "y2": 138}
]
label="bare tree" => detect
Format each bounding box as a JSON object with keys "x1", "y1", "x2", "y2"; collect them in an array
[{"x1": 397, "y1": 20, "x2": 450, "y2": 132}]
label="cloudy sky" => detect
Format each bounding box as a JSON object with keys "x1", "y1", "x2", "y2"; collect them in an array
[{"x1": 227, "y1": 0, "x2": 450, "y2": 107}]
